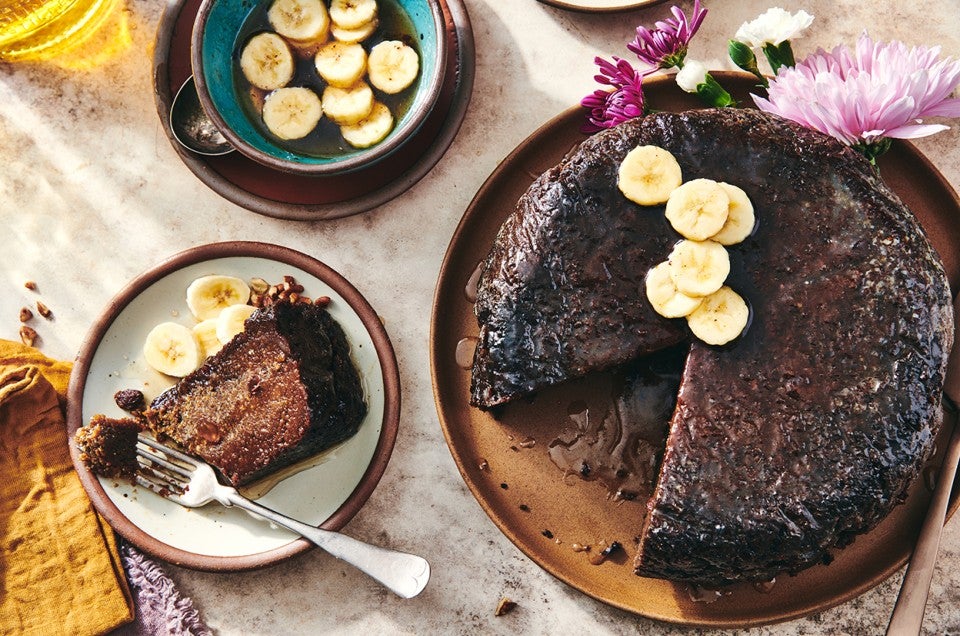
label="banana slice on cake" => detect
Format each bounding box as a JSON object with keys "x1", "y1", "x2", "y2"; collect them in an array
[
  {"x1": 143, "y1": 322, "x2": 203, "y2": 377},
  {"x1": 367, "y1": 40, "x2": 419, "y2": 94},
  {"x1": 268, "y1": 0, "x2": 330, "y2": 43},
  {"x1": 686, "y1": 286, "x2": 749, "y2": 345},
  {"x1": 192, "y1": 319, "x2": 223, "y2": 358},
  {"x1": 315, "y1": 41, "x2": 368, "y2": 88},
  {"x1": 617, "y1": 145, "x2": 683, "y2": 206},
  {"x1": 216, "y1": 304, "x2": 257, "y2": 344},
  {"x1": 322, "y1": 82, "x2": 374, "y2": 125},
  {"x1": 240, "y1": 32, "x2": 295, "y2": 91},
  {"x1": 665, "y1": 178, "x2": 730, "y2": 241},
  {"x1": 262, "y1": 87, "x2": 323, "y2": 140},
  {"x1": 340, "y1": 101, "x2": 393, "y2": 147},
  {"x1": 668, "y1": 239, "x2": 730, "y2": 298},
  {"x1": 711, "y1": 182, "x2": 756, "y2": 245},
  {"x1": 331, "y1": 18, "x2": 378, "y2": 43},
  {"x1": 329, "y1": 0, "x2": 378, "y2": 30},
  {"x1": 645, "y1": 261, "x2": 704, "y2": 318},
  {"x1": 186, "y1": 275, "x2": 251, "y2": 321}
]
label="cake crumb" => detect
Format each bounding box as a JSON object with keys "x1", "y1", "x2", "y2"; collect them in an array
[{"x1": 494, "y1": 597, "x2": 517, "y2": 617}]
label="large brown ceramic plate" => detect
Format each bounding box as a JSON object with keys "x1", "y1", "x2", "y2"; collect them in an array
[
  {"x1": 430, "y1": 73, "x2": 960, "y2": 627},
  {"x1": 537, "y1": 0, "x2": 666, "y2": 13},
  {"x1": 67, "y1": 242, "x2": 401, "y2": 571}
]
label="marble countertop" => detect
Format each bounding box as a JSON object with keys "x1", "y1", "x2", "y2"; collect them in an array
[{"x1": 3, "y1": 0, "x2": 960, "y2": 633}]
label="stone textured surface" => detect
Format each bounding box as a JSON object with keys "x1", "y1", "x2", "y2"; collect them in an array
[{"x1": 2, "y1": 0, "x2": 960, "y2": 633}]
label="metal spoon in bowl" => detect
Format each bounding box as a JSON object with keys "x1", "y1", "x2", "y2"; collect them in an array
[{"x1": 169, "y1": 75, "x2": 234, "y2": 156}]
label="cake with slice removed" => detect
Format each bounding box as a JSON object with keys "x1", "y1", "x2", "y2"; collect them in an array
[{"x1": 470, "y1": 108, "x2": 954, "y2": 586}]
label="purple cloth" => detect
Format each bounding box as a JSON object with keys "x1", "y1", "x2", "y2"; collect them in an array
[{"x1": 111, "y1": 542, "x2": 212, "y2": 636}]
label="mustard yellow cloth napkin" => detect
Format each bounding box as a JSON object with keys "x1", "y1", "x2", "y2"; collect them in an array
[{"x1": 0, "y1": 340, "x2": 133, "y2": 636}]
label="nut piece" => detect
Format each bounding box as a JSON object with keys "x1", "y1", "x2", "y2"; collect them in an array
[
  {"x1": 19, "y1": 325, "x2": 38, "y2": 347},
  {"x1": 494, "y1": 597, "x2": 517, "y2": 617},
  {"x1": 19, "y1": 307, "x2": 33, "y2": 322},
  {"x1": 36, "y1": 301, "x2": 52, "y2": 319},
  {"x1": 24, "y1": 281, "x2": 37, "y2": 291},
  {"x1": 114, "y1": 389, "x2": 146, "y2": 412}
]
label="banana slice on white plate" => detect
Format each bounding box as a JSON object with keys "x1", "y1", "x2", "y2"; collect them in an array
[
  {"x1": 617, "y1": 145, "x2": 683, "y2": 206},
  {"x1": 186, "y1": 275, "x2": 251, "y2": 321},
  {"x1": 686, "y1": 286, "x2": 749, "y2": 346},
  {"x1": 711, "y1": 182, "x2": 756, "y2": 245},
  {"x1": 340, "y1": 101, "x2": 393, "y2": 148},
  {"x1": 331, "y1": 18, "x2": 378, "y2": 43},
  {"x1": 322, "y1": 82, "x2": 374, "y2": 125},
  {"x1": 367, "y1": 40, "x2": 419, "y2": 94},
  {"x1": 315, "y1": 41, "x2": 367, "y2": 88},
  {"x1": 262, "y1": 87, "x2": 323, "y2": 140},
  {"x1": 192, "y1": 319, "x2": 222, "y2": 358},
  {"x1": 665, "y1": 178, "x2": 730, "y2": 241},
  {"x1": 216, "y1": 304, "x2": 257, "y2": 344},
  {"x1": 645, "y1": 261, "x2": 703, "y2": 318},
  {"x1": 143, "y1": 322, "x2": 203, "y2": 377},
  {"x1": 268, "y1": 0, "x2": 330, "y2": 43},
  {"x1": 240, "y1": 32, "x2": 295, "y2": 91},
  {"x1": 329, "y1": 0, "x2": 378, "y2": 30},
  {"x1": 668, "y1": 239, "x2": 730, "y2": 298}
]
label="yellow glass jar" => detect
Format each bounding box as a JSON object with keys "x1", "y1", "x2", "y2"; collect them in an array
[{"x1": 0, "y1": 0, "x2": 121, "y2": 62}]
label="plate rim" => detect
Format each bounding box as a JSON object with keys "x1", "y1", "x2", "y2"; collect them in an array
[
  {"x1": 66, "y1": 240, "x2": 401, "y2": 571},
  {"x1": 536, "y1": 0, "x2": 666, "y2": 13},
  {"x1": 430, "y1": 72, "x2": 960, "y2": 627}
]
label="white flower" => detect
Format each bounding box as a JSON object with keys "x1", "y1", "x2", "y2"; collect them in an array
[
  {"x1": 735, "y1": 7, "x2": 814, "y2": 49},
  {"x1": 676, "y1": 60, "x2": 708, "y2": 93}
]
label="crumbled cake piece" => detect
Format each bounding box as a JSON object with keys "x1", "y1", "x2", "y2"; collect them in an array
[{"x1": 75, "y1": 414, "x2": 143, "y2": 478}]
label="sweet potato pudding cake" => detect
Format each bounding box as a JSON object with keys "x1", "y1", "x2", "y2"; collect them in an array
[
  {"x1": 77, "y1": 300, "x2": 366, "y2": 488},
  {"x1": 145, "y1": 301, "x2": 366, "y2": 487},
  {"x1": 469, "y1": 109, "x2": 954, "y2": 586}
]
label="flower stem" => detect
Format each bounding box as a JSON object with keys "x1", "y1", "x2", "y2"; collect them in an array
[{"x1": 853, "y1": 138, "x2": 893, "y2": 167}]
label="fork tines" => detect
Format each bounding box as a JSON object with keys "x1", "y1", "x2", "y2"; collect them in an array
[{"x1": 134, "y1": 434, "x2": 194, "y2": 498}]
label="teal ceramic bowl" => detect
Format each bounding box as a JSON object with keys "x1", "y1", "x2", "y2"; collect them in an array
[{"x1": 192, "y1": 0, "x2": 447, "y2": 175}]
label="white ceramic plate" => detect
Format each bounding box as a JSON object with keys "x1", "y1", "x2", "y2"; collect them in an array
[{"x1": 67, "y1": 242, "x2": 400, "y2": 570}]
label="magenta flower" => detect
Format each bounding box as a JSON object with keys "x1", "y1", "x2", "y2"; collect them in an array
[
  {"x1": 581, "y1": 56, "x2": 650, "y2": 133},
  {"x1": 754, "y1": 33, "x2": 960, "y2": 159},
  {"x1": 627, "y1": 0, "x2": 707, "y2": 70}
]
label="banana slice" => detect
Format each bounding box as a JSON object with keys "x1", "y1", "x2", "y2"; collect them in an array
[
  {"x1": 143, "y1": 322, "x2": 202, "y2": 377},
  {"x1": 665, "y1": 178, "x2": 730, "y2": 241},
  {"x1": 268, "y1": 0, "x2": 330, "y2": 43},
  {"x1": 367, "y1": 40, "x2": 419, "y2": 94},
  {"x1": 711, "y1": 182, "x2": 756, "y2": 245},
  {"x1": 686, "y1": 286, "x2": 750, "y2": 346},
  {"x1": 192, "y1": 319, "x2": 223, "y2": 358},
  {"x1": 314, "y1": 41, "x2": 367, "y2": 88},
  {"x1": 617, "y1": 145, "x2": 683, "y2": 206},
  {"x1": 645, "y1": 261, "x2": 704, "y2": 318},
  {"x1": 240, "y1": 32, "x2": 295, "y2": 91},
  {"x1": 668, "y1": 239, "x2": 730, "y2": 298},
  {"x1": 340, "y1": 101, "x2": 393, "y2": 148},
  {"x1": 329, "y1": 0, "x2": 378, "y2": 30},
  {"x1": 262, "y1": 87, "x2": 323, "y2": 140},
  {"x1": 216, "y1": 304, "x2": 257, "y2": 344},
  {"x1": 186, "y1": 275, "x2": 251, "y2": 321},
  {"x1": 322, "y1": 82, "x2": 374, "y2": 125},
  {"x1": 331, "y1": 18, "x2": 378, "y2": 43}
]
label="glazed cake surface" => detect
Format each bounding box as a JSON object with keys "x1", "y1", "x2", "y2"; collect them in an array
[
  {"x1": 146, "y1": 301, "x2": 366, "y2": 487},
  {"x1": 470, "y1": 108, "x2": 954, "y2": 586}
]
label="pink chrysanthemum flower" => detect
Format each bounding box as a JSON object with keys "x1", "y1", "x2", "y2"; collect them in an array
[
  {"x1": 627, "y1": 0, "x2": 707, "y2": 70},
  {"x1": 581, "y1": 56, "x2": 650, "y2": 133},
  {"x1": 753, "y1": 33, "x2": 960, "y2": 160}
]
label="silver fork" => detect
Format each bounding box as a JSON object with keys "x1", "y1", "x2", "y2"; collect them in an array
[{"x1": 134, "y1": 434, "x2": 430, "y2": 599}]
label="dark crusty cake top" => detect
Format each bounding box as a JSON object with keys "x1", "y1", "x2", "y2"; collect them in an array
[{"x1": 470, "y1": 108, "x2": 953, "y2": 585}]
